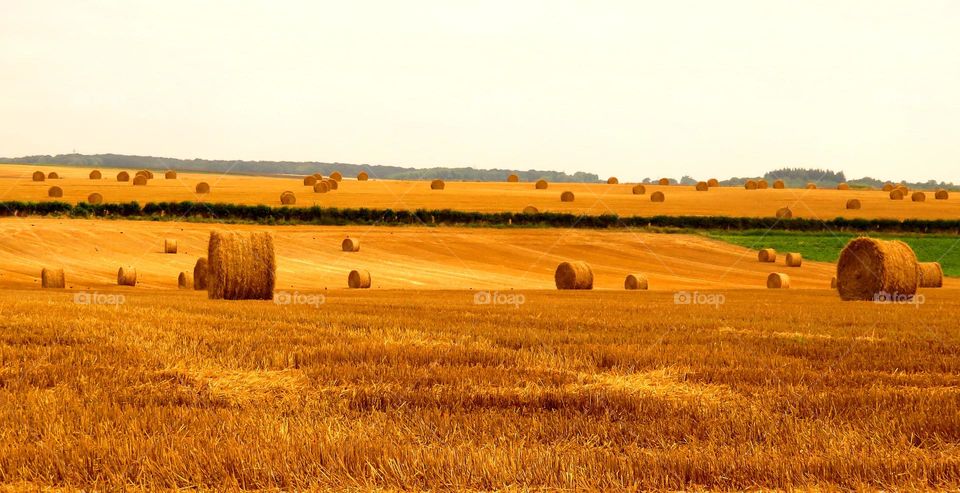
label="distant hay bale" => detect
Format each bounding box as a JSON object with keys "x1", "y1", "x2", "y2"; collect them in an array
[
  {"x1": 535, "y1": 179, "x2": 548, "y2": 189},
  {"x1": 560, "y1": 191, "x2": 575, "y2": 202},
  {"x1": 326, "y1": 179, "x2": 339, "y2": 190},
  {"x1": 846, "y1": 198, "x2": 862, "y2": 209},
  {"x1": 745, "y1": 180, "x2": 758, "y2": 190},
  {"x1": 624, "y1": 273, "x2": 648, "y2": 290},
  {"x1": 132, "y1": 175, "x2": 148, "y2": 186},
  {"x1": 41, "y1": 267, "x2": 65, "y2": 288},
  {"x1": 193, "y1": 257, "x2": 208, "y2": 290},
  {"x1": 164, "y1": 238, "x2": 178, "y2": 254},
  {"x1": 707, "y1": 178, "x2": 719, "y2": 187},
  {"x1": 889, "y1": 189, "x2": 905, "y2": 200},
  {"x1": 919, "y1": 262, "x2": 943, "y2": 288},
  {"x1": 357, "y1": 171, "x2": 369, "y2": 181},
  {"x1": 141, "y1": 170, "x2": 155, "y2": 179},
  {"x1": 695, "y1": 181, "x2": 709, "y2": 191},
  {"x1": 89, "y1": 170, "x2": 102, "y2": 179},
  {"x1": 313, "y1": 181, "x2": 330, "y2": 193},
  {"x1": 507, "y1": 174, "x2": 519, "y2": 182},
  {"x1": 32, "y1": 171, "x2": 45, "y2": 181},
  {"x1": 632, "y1": 184, "x2": 646, "y2": 195},
  {"x1": 342, "y1": 237, "x2": 360, "y2": 252},
  {"x1": 348, "y1": 269, "x2": 372, "y2": 289},
  {"x1": 555, "y1": 261, "x2": 593, "y2": 290},
  {"x1": 48, "y1": 186, "x2": 63, "y2": 198},
  {"x1": 775, "y1": 207, "x2": 793, "y2": 219},
  {"x1": 195, "y1": 182, "x2": 210, "y2": 194},
  {"x1": 757, "y1": 179, "x2": 769, "y2": 189},
  {"x1": 758, "y1": 248, "x2": 776, "y2": 263},
  {"x1": 87, "y1": 193, "x2": 103, "y2": 204},
  {"x1": 117, "y1": 171, "x2": 130, "y2": 182},
  {"x1": 911, "y1": 191, "x2": 926, "y2": 202},
  {"x1": 773, "y1": 179, "x2": 785, "y2": 189},
  {"x1": 207, "y1": 231, "x2": 276, "y2": 300},
  {"x1": 935, "y1": 189, "x2": 949, "y2": 200},
  {"x1": 313, "y1": 173, "x2": 324, "y2": 180},
  {"x1": 280, "y1": 191, "x2": 296, "y2": 205},
  {"x1": 607, "y1": 177, "x2": 619, "y2": 184},
  {"x1": 330, "y1": 171, "x2": 343, "y2": 182},
  {"x1": 882, "y1": 183, "x2": 894, "y2": 192},
  {"x1": 178, "y1": 272, "x2": 192, "y2": 289},
  {"x1": 523, "y1": 205, "x2": 538, "y2": 214},
  {"x1": 837, "y1": 182, "x2": 850, "y2": 190},
  {"x1": 895, "y1": 186, "x2": 909, "y2": 197},
  {"x1": 135, "y1": 170, "x2": 150, "y2": 180},
  {"x1": 785, "y1": 252, "x2": 802, "y2": 267},
  {"x1": 658, "y1": 178, "x2": 670, "y2": 186},
  {"x1": 430, "y1": 179, "x2": 445, "y2": 190},
  {"x1": 303, "y1": 175, "x2": 318, "y2": 186},
  {"x1": 806, "y1": 183, "x2": 817, "y2": 189},
  {"x1": 767, "y1": 272, "x2": 790, "y2": 289},
  {"x1": 117, "y1": 267, "x2": 137, "y2": 286},
  {"x1": 837, "y1": 237, "x2": 919, "y2": 301},
  {"x1": 47, "y1": 172, "x2": 59, "y2": 179},
  {"x1": 165, "y1": 170, "x2": 177, "y2": 179},
  {"x1": 650, "y1": 191, "x2": 665, "y2": 202}
]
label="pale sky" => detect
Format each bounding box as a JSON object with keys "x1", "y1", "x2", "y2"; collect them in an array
[{"x1": 1, "y1": 0, "x2": 958, "y2": 182}]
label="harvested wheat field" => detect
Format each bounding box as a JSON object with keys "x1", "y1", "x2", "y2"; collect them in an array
[{"x1": 2, "y1": 164, "x2": 959, "y2": 220}]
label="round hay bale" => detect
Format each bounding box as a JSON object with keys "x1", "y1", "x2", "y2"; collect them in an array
[
  {"x1": 142, "y1": 170, "x2": 155, "y2": 179},
  {"x1": 522, "y1": 205, "x2": 538, "y2": 214},
  {"x1": 555, "y1": 261, "x2": 593, "y2": 290},
  {"x1": 89, "y1": 170, "x2": 102, "y2": 179},
  {"x1": 32, "y1": 171, "x2": 45, "y2": 182},
  {"x1": 889, "y1": 189, "x2": 904, "y2": 200},
  {"x1": 837, "y1": 182, "x2": 850, "y2": 190},
  {"x1": 165, "y1": 170, "x2": 177, "y2": 179},
  {"x1": 135, "y1": 170, "x2": 150, "y2": 180},
  {"x1": 757, "y1": 179, "x2": 769, "y2": 189},
  {"x1": 911, "y1": 191, "x2": 926, "y2": 202},
  {"x1": 47, "y1": 172, "x2": 59, "y2": 179},
  {"x1": 196, "y1": 182, "x2": 210, "y2": 194},
  {"x1": 348, "y1": 269, "x2": 372, "y2": 289},
  {"x1": 117, "y1": 171, "x2": 130, "y2": 182},
  {"x1": 117, "y1": 267, "x2": 137, "y2": 286},
  {"x1": 806, "y1": 183, "x2": 817, "y2": 189},
  {"x1": 313, "y1": 173, "x2": 324, "y2": 180},
  {"x1": 326, "y1": 179, "x2": 339, "y2": 190},
  {"x1": 342, "y1": 237, "x2": 360, "y2": 252},
  {"x1": 846, "y1": 198, "x2": 861, "y2": 209},
  {"x1": 895, "y1": 186, "x2": 909, "y2": 197},
  {"x1": 708, "y1": 178, "x2": 720, "y2": 187},
  {"x1": 535, "y1": 179, "x2": 549, "y2": 190},
  {"x1": 658, "y1": 178, "x2": 670, "y2": 186},
  {"x1": 87, "y1": 192, "x2": 103, "y2": 204},
  {"x1": 164, "y1": 239, "x2": 178, "y2": 254},
  {"x1": 695, "y1": 181, "x2": 709, "y2": 191},
  {"x1": 935, "y1": 189, "x2": 949, "y2": 200},
  {"x1": 836, "y1": 237, "x2": 919, "y2": 301},
  {"x1": 313, "y1": 181, "x2": 330, "y2": 193},
  {"x1": 47, "y1": 186, "x2": 63, "y2": 198},
  {"x1": 831, "y1": 276, "x2": 837, "y2": 289},
  {"x1": 178, "y1": 272, "x2": 192, "y2": 289},
  {"x1": 507, "y1": 174, "x2": 519, "y2": 182},
  {"x1": 882, "y1": 183, "x2": 894, "y2": 192},
  {"x1": 758, "y1": 248, "x2": 776, "y2": 263},
  {"x1": 430, "y1": 179, "x2": 445, "y2": 190},
  {"x1": 632, "y1": 184, "x2": 646, "y2": 195},
  {"x1": 41, "y1": 267, "x2": 65, "y2": 288},
  {"x1": 785, "y1": 252, "x2": 802, "y2": 267},
  {"x1": 304, "y1": 175, "x2": 318, "y2": 186},
  {"x1": 357, "y1": 171, "x2": 369, "y2": 181},
  {"x1": 624, "y1": 273, "x2": 648, "y2": 290},
  {"x1": 919, "y1": 262, "x2": 943, "y2": 288},
  {"x1": 607, "y1": 177, "x2": 619, "y2": 185},
  {"x1": 207, "y1": 231, "x2": 276, "y2": 300},
  {"x1": 330, "y1": 171, "x2": 343, "y2": 182},
  {"x1": 773, "y1": 179, "x2": 785, "y2": 189},
  {"x1": 775, "y1": 207, "x2": 793, "y2": 219},
  {"x1": 193, "y1": 257, "x2": 208, "y2": 290},
  {"x1": 132, "y1": 175, "x2": 148, "y2": 186},
  {"x1": 280, "y1": 192, "x2": 296, "y2": 205},
  {"x1": 745, "y1": 180, "x2": 758, "y2": 190},
  {"x1": 767, "y1": 272, "x2": 790, "y2": 289},
  {"x1": 650, "y1": 191, "x2": 665, "y2": 202},
  {"x1": 560, "y1": 191, "x2": 575, "y2": 202}
]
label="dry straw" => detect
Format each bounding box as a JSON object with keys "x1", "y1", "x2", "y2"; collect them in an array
[
  {"x1": 555, "y1": 261, "x2": 593, "y2": 290},
  {"x1": 47, "y1": 172, "x2": 59, "y2": 179},
  {"x1": 41, "y1": 267, "x2": 65, "y2": 288},
  {"x1": 837, "y1": 183, "x2": 850, "y2": 190},
  {"x1": 523, "y1": 205, "x2": 538, "y2": 214},
  {"x1": 607, "y1": 177, "x2": 619, "y2": 184},
  {"x1": 758, "y1": 179, "x2": 769, "y2": 189},
  {"x1": 117, "y1": 267, "x2": 137, "y2": 286},
  {"x1": 164, "y1": 239, "x2": 178, "y2": 254},
  {"x1": 32, "y1": 171, "x2": 45, "y2": 182},
  {"x1": 304, "y1": 175, "x2": 317, "y2": 186},
  {"x1": 348, "y1": 269, "x2": 372, "y2": 288},
  {"x1": 342, "y1": 237, "x2": 360, "y2": 252},
  {"x1": 624, "y1": 273, "x2": 648, "y2": 290},
  {"x1": 708, "y1": 178, "x2": 720, "y2": 187},
  {"x1": 836, "y1": 237, "x2": 919, "y2": 301},
  {"x1": 117, "y1": 171, "x2": 130, "y2": 182},
  {"x1": 280, "y1": 192, "x2": 296, "y2": 205},
  {"x1": 178, "y1": 272, "x2": 192, "y2": 289},
  {"x1": 165, "y1": 170, "x2": 177, "y2": 179},
  {"x1": 507, "y1": 174, "x2": 519, "y2": 182},
  {"x1": 430, "y1": 179, "x2": 445, "y2": 190},
  {"x1": 632, "y1": 184, "x2": 646, "y2": 195},
  {"x1": 775, "y1": 207, "x2": 793, "y2": 219},
  {"x1": 695, "y1": 181, "x2": 708, "y2": 191},
  {"x1": 846, "y1": 199, "x2": 861, "y2": 210},
  {"x1": 193, "y1": 257, "x2": 208, "y2": 290},
  {"x1": 911, "y1": 192, "x2": 926, "y2": 202},
  {"x1": 935, "y1": 189, "x2": 949, "y2": 200},
  {"x1": 132, "y1": 175, "x2": 148, "y2": 186},
  {"x1": 560, "y1": 191, "x2": 575, "y2": 202},
  {"x1": 48, "y1": 186, "x2": 63, "y2": 198},
  {"x1": 758, "y1": 248, "x2": 776, "y2": 263},
  {"x1": 207, "y1": 231, "x2": 276, "y2": 300},
  {"x1": 357, "y1": 171, "x2": 369, "y2": 181},
  {"x1": 196, "y1": 182, "x2": 210, "y2": 193},
  {"x1": 918, "y1": 262, "x2": 943, "y2": 288},
  {"x1": 767, "y1": 272, "x2": 790, "y2": 289},
  {"x1": 785, "y1": 252, "x2": 803, "y2": 267},
  {"x1": 89, "y1": 170, "x2": 102, "y2": 179},
  {"x1": 87, "y1": 193, "x2": 103, "y2": 204},
  {"x1": 314, "y1": 181, "x2": 330, "y2": 193},
  {"x1": 773, "y1": 179, "x2": 785, "y2": 189},
  {"x1": 330, "y1": 171, "x2": 343, "y2": 182},
  {"x1": 658, "y1": 178, "x2": 670, "y2": 186},
  {"x1": 745, "y1": 180, "x2": 758, "y2": 190},
  {"x1": 650, "y1": 191, "x2": 665, "y2": 202},
  {"x1": 889, "y1": 189, "x2": 904, "y2": 200}
]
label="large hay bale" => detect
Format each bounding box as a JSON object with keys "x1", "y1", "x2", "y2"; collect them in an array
[
  {"x1": 507, "y1": 174, "x2": 519, "y2": 182},
  {"x1": 758, "y1": 248, "x2": 776, "y2": 263},
  {"x1": 193, "y1": 257, "x2": 208, "y2": 290},
  {"x1": 117, "y1": 267, "x2": 137, "y2": 286},
  {"x1": 658, "y1": 178, "x2": 670, "y2": 186},
  {"x1": 117, "y1": 171, "x2": 130, "y2": 182},
  {"x1": 357, "y1": 171, "x2": 369, "y2": 181},
  {"x1": 836, "y1": 237, "x2": 919, "y2": 301},
  {"x1": 87, "y1": 193, "x2": 103, "y2": 204},
  {"x1": 47, "y1": 172, "x2": 59, "y2": 179},
  {"x1": 757, "y1": 179, "x2": 769, "y2": 189},
  {"x1": 132, "y1": 175, "x2": 148, "y2": 186},
  {"x1": 313, "y1": 181, "x2": 330, "y2": 193},
  {"x1": 650, "y1": 191, "x2": 665, "y2": 202},
  {"x1": 745, "y1": 180, "x2": 758, "y2": 190},
  {"x1": 178, "y1": 272, "x2": 192, "y2": 289},
  {"x1": 89, "y1": 170, "x2": 102, "y2": 179},
  {"x1": 280, "y1": 192, "x2": 296, "y2": 205},
  {"x1": 889, "y1": 189, "x2": 905, "y2": 200},
  {"x1": 632, "y1": 184, "x2": 646, "y2": 195},
  {"x1": 164, "y1": 239, "x2": 178, "y2": 254},
  {"x1": 624, "y1": 273, "x2": 648, "y2": 290},
  {"x1": 304, "y1": 175, "x2": 318, "y2": 186},
  {"x1": 348, "y1": 269, "x2": 372, "y2": 289},
  {"x1": 535, "y1": 179, "x2": 548, "y2": 189},
  {"x1": 330, "y1": 171, "x2": 343, "y2": 182},
  {"x1": 773, "y1": 179, "x2": 785, "y2": 189},
  {"x1": 326, "y1": 179, "x2": 339, "y2": 190},
  {"x1": 919, "y1": 262, "x2": 943, "y2": 288},
  {"x1": 607, "y1": 177, "x2": 619, "y2": 185},
  {"x1": 165, "y1": 170, "x2": 177, "y2": 179},
  {"x1": 522, "y1": 205, "x2": 538, "y2": 214},
  {"x1": 846, "y1": 199, "x2": 861, "y2": 209},
  {"x1": 342, "y1": 237, "x2": 360, "y2": 252},
  {"x1": 775, "y1": 207, "x2": 793, "y2": 219},
  {"x1": 430, "y1": 179, "x2": 445, "y2": 190},
  {"x1": 555, "y1": 261, "x2": 593, "y2": 290},
  {"x1": 837, "y1": 183, "x2": 850, "y2": 190},
  {"x1": 207, "y1": 231, "x2": 276, "y2": 300},
  {"x1": 767, "y1": 272, "x2": 790, "y2": 289},
  {"x1": 560, "y1": 191, "x2": 575, "y2": 202},
  {"x1": 912, "y1": 191, "x2": 926, "y2": 202},
  {"x1": 785, "y1": 252, "x2": 802, "y2": 267},
  {"x1": 695, "y1": 181, "x2": 708, "y2": 191},
  {"x1": 882, "y1": 183, "x2": 894, "y2": 192},
  {"x1": 32, "y1": 171, "x2": 45, "y2": 182},
  {"x1": 41, "y1": 267, "x2": 65, "y2": 288},
  {"x1": 806, "y1": 183, "x2": 817, "y2": 189},
  {"x1": 196, "y1": 182, "x2": 210, "y2": 193},
  {"x1": 48, "y1": 186, "x2": 63, "y2": 198},
  {"x1": 935, "y1": 189, "x2": 949, "y2": 200},
  {"x1": 708, "y1": 178, "x2": 720, "y2": 187}
]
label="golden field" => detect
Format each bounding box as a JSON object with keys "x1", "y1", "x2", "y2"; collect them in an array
[{"x1": 3, "y1": 163, "x2": 958, "y2": 219}]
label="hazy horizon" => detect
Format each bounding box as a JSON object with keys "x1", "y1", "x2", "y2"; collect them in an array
[{"x1": 2, "y1": 0, "x2": 958, "y2": 182}]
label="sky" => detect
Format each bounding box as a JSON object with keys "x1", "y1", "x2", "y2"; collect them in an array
[{"x1": 1, "y1": 0, "x2": 958, "y2": 182}]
